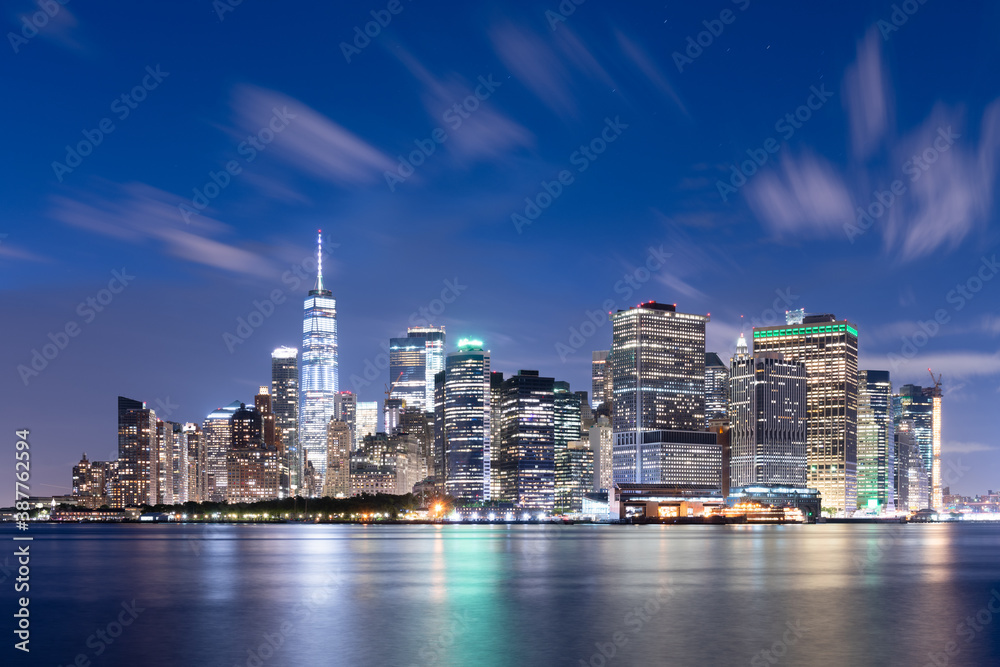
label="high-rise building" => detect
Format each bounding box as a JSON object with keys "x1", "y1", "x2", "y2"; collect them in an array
[
  {"x1": 226, "y1": 402, "x2": 279, "y2": 503},
  {"x1": 893, "y1": 384, "x2": 941, "y2": 510},
  {"x1": 555, "y1": 440, "x2": 594, "y2": 512},
  {"x1": 554, "y1": 381, "x2": 582, "y2": 456},
  {"x1": 112, "y1": 396, "x2": 158, "y2": 508},
  {"x1": 752, "y1": 314, "x2": 859, "y2": 513},
  {"x1": 858, "y1": 370, "x2": 895, "y2": 513},
  {"x1": 610, "y1": 302, "x2": 710, "y2": 485},
  {"x1": 389, "y1": 326, "x2": 446, "y2": 413},
  {"x1": 202, "y1": 401, "x2": 242, "y2": 502},
  {"x1": 704, "y1": 352, "x2": 729, "y2": 427},
  {"x1": 323, "y1": 419, "x2": 352, "y2": 498},
  {"x1": 157, "y1": 420, "x2": 187, "y2": 505},
  {"x1": 256, "y1": 386, "x2": 287, "y2": 498},
  {"x1": 271, "y1": 347, "x2": 299, "y2": 493},
  {"x1": 335, "y1": 390, "x2": 357, "y2": 450},
  {"x1": 384, "y1": 398, "x2": 404, "y2": 435},
  {"x1": 184, "y1": 423, "x2": 205, "y2": 502},
  {"x1": 895, "y1": 420, "x2": 928, "y2": 511},
  {"x1": 72, "y1": 453, "x2": 111, "y2": 509},
  {"x1": 611, "y1": 302, "x2": 708, "y2": 437},
  {"x1": 398, "y1": 409, "x2": 435, "y2": 484},
  {"x1": 300, "y1": 232, "x2": 338, "y2": 493},
  {"x1": 435, "y1": 339, "x2": 492, "y2": 502},
  {"x1": 489, "y1": 371, "x2": 504, "y2": 500},
  {"x1": 728, "y1": 347, "x2": 807, "y2": 488},
  {"x1": 356, "y1": 401, "x2": 378, "y2": 450},
  {"x1": 592, "y1": 350, "x2": 609, "y2": 408},
  {"x1": 498, "y1": 370, "x2": 555, "y2": 511},
  {"x1": 590, "y1": 416, "x2": 613, "y2": 493}
]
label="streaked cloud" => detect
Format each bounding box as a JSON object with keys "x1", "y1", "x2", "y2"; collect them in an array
[{"x1": 843, "y1": 29, "x2": 891, "y2": 160}]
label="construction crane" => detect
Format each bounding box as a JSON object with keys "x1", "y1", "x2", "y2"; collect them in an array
[
  {"x1": 928, "y1": 368, "x2": 943, "y2": 396},
  {"x1": 385, "y1": 370, "x2": 404, "y2": 402}
]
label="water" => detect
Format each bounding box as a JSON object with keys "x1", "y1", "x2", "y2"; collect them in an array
[{"x1": 6, "y1": 522, "x2": 1000, "y2": 666}]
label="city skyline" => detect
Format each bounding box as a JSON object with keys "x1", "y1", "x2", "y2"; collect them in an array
[{"x1": 4, "y1": 2, "x2": 1000, "y2": 504}]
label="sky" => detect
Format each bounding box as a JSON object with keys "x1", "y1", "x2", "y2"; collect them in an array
[{"x1": 2, "y1": 0, "x2": 998, "y2": 501}]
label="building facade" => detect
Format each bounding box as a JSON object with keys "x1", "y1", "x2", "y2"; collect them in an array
[
  {"x1": 555, "y1": 440, "x2": 594, "y2": 512},
  {"x1": 752, "y1": 314, "x2": 859, "y2": 513},
  {"x1": 498, "y1": 370, "x2": 555, "y2": 511},
  {"x1": 857, "y1": 370, "x2": 895, "y2": 512},
  {"x1": 113, "y1": 396, "x2": 158, "y2": 508},
  {"x1": 323, "y1": 419, "x2": 352, "y2": 498},
  {"x1": 704, "y1": 352, "x2": 729, "y2": 427},
  {"x1": 300, "y1": 232, "x2": 338, "y2": 493},
  {"x1": 728, "y1": 349, "x2": 807, "y2": 488},
  {"x1": 202, "y1": 401, "x2": 241, "y2": 502},
  {"x1": 389, "y1": 326, "x2": 446, "y2": 413},
  {"x1": 271, "y1": 346, "x2": 299, "y2": 494}
]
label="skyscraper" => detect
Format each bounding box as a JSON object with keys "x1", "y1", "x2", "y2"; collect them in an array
[
  {"x1": 300, "y1": 231, "x2": 338, "y2": 493},
  {"x1": 704, "y1": 352, "x2": 729, "y2": 427},
  {"x1": 752, "y1": 314, "x2": 860, "y2": 513},
  {"x1": 435, "y1": 339, "x2": 492, "y2": 502},
  {"x1": 356, "y1": 401, "x2": 378, "y2": 449},
  {"x1": 728, "y1": 346, "x2": 807, "y2": 488},
  {"x1": 498, "y1": 370, "x2": 555, "y2": 511},
  {"x1": 335, "y1": 390, "x2": 357, "y2": 449},
  {"x1": 226, "y1": 402, "x2": 279, "y2": 503},
  {"x1": 858, "y1": 370, "x2": 895, "y2": 512},
  {"x1": 893, "y1": 384, "x2": 938, "y2": 510},
  {"x1": 184, "y1": 423, "x2": 205, "y2": 502},
  {"x1": 555, "y1": 440, "x2": 594, "y2": 512},
  {"x1": 112, "y1": 396, "x2": 158, "y2": 508},
  {"x1": 489, "y1": 371, "x2": 504, "y2": 500},
  {"x1": 202, "y1": 400, "x2": 242, "y2": 502},
  {"x1": 610, "y1": 302, "x2": 710, "y2": 485},
  {"x1": 592, "y1": 350, "x2": 609, "y2": 409},
  {"x1": 389, "y1": 326, "x2": 446, "y2": 413},
  {"x1": 554, "y1": 381, "x2": 582, "y2": 457},
  {"x1": 323, "y1": 419, "x2": 352, "y2": 498},
  {"x1": 271, "y1": 347, "x2": 299, "y2": 494},
  {"x1": 590, "y1": 415, "x2": 613, "y2": 493},
  {"x1": 610, "y1": 302, "x2": 708, "y2": 437},
  {"x1": 256, "y1": 386, "x2": 286, "y2": 498}
]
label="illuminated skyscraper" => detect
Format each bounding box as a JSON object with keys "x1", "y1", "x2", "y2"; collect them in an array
[
  {"x1": 857, "y1": 370, "x2": 895, "y2": 512},
  {"x1": 555, "y1": 440, "x2": 594, "y2": 512},
  {"x1": 590, "y1": 416, "x2": 613, "y2": 493},
  {"x1": 610, "y1": 302, "x2": 708, "y2": 436},
  {"x1": 435, "y1": 339, "x2": 492, "y2": 502},
  {"x1": 389, "y1": 326, "x2": 446, "y2": 413},
  {"x1": 893, "y1": 384, "x2": 939, "y2": 510},
  {"x1": 112, "y1": 396, "x2": 158, "y2": 508},
  {"x1": 300, "y1": 232, "x2": 338, "y2": 493},
  {"x1": 728, "y1": 347, "x2": 807, "y2": 488},
  {"x1": 202, "y1": 400, "x2": 241, "y2": 502},
  {"x1": 592, "y1": 350, "x2": 609, "y2": 408},
  {"x1": 610, "y1": 302, "x2": 710, "y2": 485},
  {"x1": 271, "y1": 347, "x2": 299, "y2": 493},
  {"x1": 335, "y1": 390, "x2": 357, "y2": 449},
  {"x1": 704, "y1": 352, "x2": 729, "y2": 427},
  {"x1": 226, "y1": 403, "x2": 279, "y2": 503},
  {"x1": 752, "y1": 314, "x2": 859, "y2": 513},
  {"x1": 323, "y1": 419, "x2": 352, "y2": 498},
  {"x1": 356, "y1": 401, "x2": 378, "y2": 449},
  {"x1": 498, "y1": 370, "x2": 555, "y2": 511}
]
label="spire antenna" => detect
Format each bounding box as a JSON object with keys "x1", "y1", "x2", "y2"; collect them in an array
[{"x1": 316, "y1": 230, "x2": 323, "y2": 293}]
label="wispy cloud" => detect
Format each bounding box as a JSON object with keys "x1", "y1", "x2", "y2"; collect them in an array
[
  {"x1": 613, "y1": 30, "x2": 688, "y2": 116},
  {"x1": 843, "y1": 29, "x2": 891, "y2": 160},
  {"x1": 49, "y1": 181, "x2": 276, "y2": 277},
  {"x1": 945, "y1": 441, "x2": 994, "y2": 454},
  {"x1": 489, "y1": 21, "x2": 577, "y2": 119},
  {"x1": 230, "y1": 85, "x2": 395, "y2": 186},
  {"x1": 745, "y1": 152, "x2": 855, "y2": 237}
]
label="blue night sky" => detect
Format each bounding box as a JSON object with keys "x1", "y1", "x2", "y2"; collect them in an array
[{"x1": 2, "y1": 0, "x2": 998, "y2": 500}]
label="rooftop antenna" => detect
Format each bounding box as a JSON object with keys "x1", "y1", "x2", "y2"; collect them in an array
[{"x1": 316, "y1": 230, "x2": 323, "y2": 293}]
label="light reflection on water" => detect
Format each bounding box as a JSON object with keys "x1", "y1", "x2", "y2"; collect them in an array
[{"x1": 10, "y1": 522, "x2": 1000, "y2": 666}]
